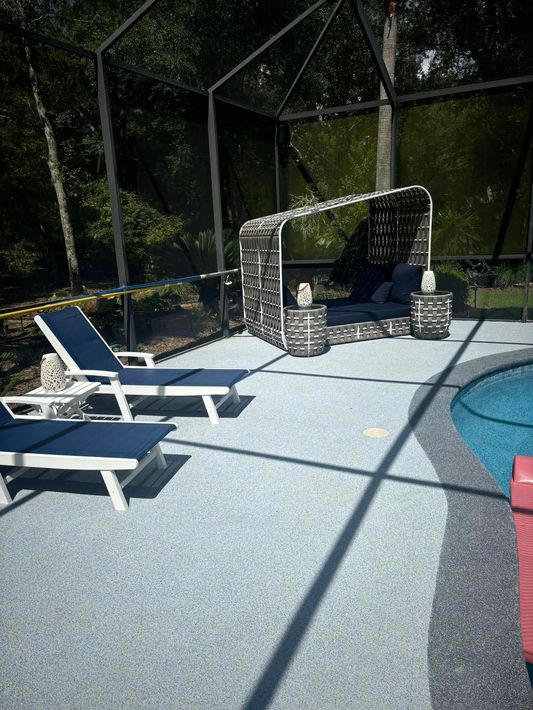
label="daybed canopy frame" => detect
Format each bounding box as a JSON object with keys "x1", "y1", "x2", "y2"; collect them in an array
[{"x1": 239, "y1": 185, "x2": 432, "y2": 349}]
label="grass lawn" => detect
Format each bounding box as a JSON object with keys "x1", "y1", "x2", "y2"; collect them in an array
[{"x1": 466, "y1": 287, "x2": 528, "y2": 320}]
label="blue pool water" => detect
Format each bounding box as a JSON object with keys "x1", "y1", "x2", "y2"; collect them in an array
[{"x1": 452, "y1": 363, "x2": 533, "y2": 496}]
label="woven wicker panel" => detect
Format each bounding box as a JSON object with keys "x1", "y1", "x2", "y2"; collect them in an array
[
  {"x1": 327, "y1": 317, "x2": 411, "y2": 345},
  {"x1": 239, "y1": 186, "x2": 432, "y2": 351},
  {"x1": 284, "y1": 305, "x2": 327, "y2": 357},
  {"x1": 410, "y1": 291, "x2": 453, "y2": 340},
  {"x1": 240, "y1": 232, "x2": 284, "y2": 348},
  {"x1": 368, "y1": 187, "x2": 430, "y2": 265}
]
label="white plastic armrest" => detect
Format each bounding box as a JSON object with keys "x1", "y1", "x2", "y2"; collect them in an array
[
  {"x1": 66, "y1": 369, "x2": 132, "y2": 421},
  {"x1": 115, "y1": 351, "x2": 155, "y2": 367},
  {"x1": 65, "y1": 369, "x2": 119, "y2": 381},
  {"x1": 1, "y1": 395, "x2": 46, "y2": 406}
]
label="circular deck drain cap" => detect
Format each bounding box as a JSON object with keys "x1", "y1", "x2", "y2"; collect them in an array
[{"x1": 363, "y1": 427, "x2": 390, "y2": 438}]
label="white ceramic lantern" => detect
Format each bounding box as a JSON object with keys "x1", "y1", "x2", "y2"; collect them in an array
[
  {"x1": 421, "y1": 270, "x2": 436, "y2": 294},
  {"x1": 40, "y1": 353, "x2": 66, "y2": 392},
  {"x1": 296, "y1": 282, "x2": 313, "y2": 308}
]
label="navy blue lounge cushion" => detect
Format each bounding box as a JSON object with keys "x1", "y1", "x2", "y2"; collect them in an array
[
  {"x1": 0, "y1": 418, "x2": 174, "y2": 460},
  {"x1": 39, "y1": 307, "x2": 122, "y2": 373},
  {"x1": 0, "y1": 401, "x2": 12, "y2": 424},
  {"x1": 390, "y1": 263, "x2": 422, "y2": 305},
  {"x1": 326, "y1": 301, "x2": 409, "y2": 327},
  {"x1": 370, "y1": 281, "x2": 393, "y2": 304},
  {"x1": 118, "y1": 367, "x2": 247, "y2": 389},
  {"x1": 39, "y1": 308, "x2": 247, "y2": 388},
  {"x1": 282, "y1": 284, "x2": 297, "y2": 307},
  {"x1": 349, "y1": 263, "x2": 394, "y2": 301}
]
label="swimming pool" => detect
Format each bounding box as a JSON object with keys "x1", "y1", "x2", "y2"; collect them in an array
[{"x1": 451, "y1": 363, "x2": 533, "y2": 496}]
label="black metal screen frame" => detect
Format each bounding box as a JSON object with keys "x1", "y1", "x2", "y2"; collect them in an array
[{"x1": 1, "y1": 0, "x2": 532, "y2": 327}]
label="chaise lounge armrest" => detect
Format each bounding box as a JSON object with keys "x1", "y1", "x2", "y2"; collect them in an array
[
  {"x1": 65, "y1": 369, "x2": 120, "y2": 381},
  {"x1": 65, "y1": 369, "x2": 134, "y2": 420},
  {"x1": 114, "y1": 351, "x2": 155, "y2": 367}
]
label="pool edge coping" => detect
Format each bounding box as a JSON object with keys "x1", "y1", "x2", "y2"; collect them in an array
[{"x1": 409, "y1": 346, "x2": 533, "y2": 710}]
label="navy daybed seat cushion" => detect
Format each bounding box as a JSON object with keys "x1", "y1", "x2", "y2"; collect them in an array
[
  {"x1": 326, "y1": 301, "x2": 409, "y2": 327},
  {"x1": 321, "y1": 261, "x2": 419, "y2": 327}
]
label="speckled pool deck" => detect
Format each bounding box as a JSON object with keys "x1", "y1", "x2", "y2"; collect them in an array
[{"x1": 1, "y1": 320, "x2": 533, "y2": 709}]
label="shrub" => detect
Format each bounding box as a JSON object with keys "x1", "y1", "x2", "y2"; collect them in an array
[
  {"x1": 434, "y1": 262, "x2": 470, "y2": 314},
  {"x1": 80, "y1": 181, "x2": 185, "y2": 282},
  {"x1": 492, "y1": 263, "x2": 526, "y2": 289}
]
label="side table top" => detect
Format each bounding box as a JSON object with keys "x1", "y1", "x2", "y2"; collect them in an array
[
  {"x1": 11, "y1": 381, "x2": 100, "y2": 405},
  {"x1": 411, "y1": 290, "x2": 452, "y2": 298},
  {"x1": 283, "y1": 303, "x2": 327, "y2": 313}
]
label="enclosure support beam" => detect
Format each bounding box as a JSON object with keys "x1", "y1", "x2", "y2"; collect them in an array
[
  {"x1": 97, "y1": 0, "x2": 162, "y2": 54},
  {"x1": 274, "y1": 124, "x2": 282, "y2": 212},
  {"x1": 0, "y1": 21, "x2": 96, "y2": 59},
  {"x1": 96, "y1": 52, "x2": 135, "y2": 348},
  {"x1": 280, "y1": 98, "x2": 387, "y2": 123},
  {"x1": 276, "y1": 0, "x2": 345, "y2": 118},
  {"x1": 390, "y1": 105, "x2": 398, "y2": 188},
  {"x1": 349, "y1": 0, "x2": 397, "y2": 109},
  {"x1": 210, "y1": 0, "x2": 331, "y2": 93},
  {"x1": 522, "y1": 165, "x2": 533, "y2": 322},
  {"x1": 397, "y1": 75, "x2": 533, "y2": 106},
  {"x1": 206, "y1": 0, "x2": 331, "y2": 333},
  {"x1": 95, "y1": 0, "x2": 164, "y2": 349},
  {"x1": 207, "y1": 91, "x2": 229, "y2": 333},
  {"x1": 280, "y1": 76, "x2": 533, "y2": 124},
  {"x1": 494, "y1": 102, "x2": 533, "y2": 264}
]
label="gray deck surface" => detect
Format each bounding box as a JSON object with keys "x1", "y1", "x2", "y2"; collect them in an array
[{"x1": 1, "y1": 320, "x2": 533, "y2": 709}]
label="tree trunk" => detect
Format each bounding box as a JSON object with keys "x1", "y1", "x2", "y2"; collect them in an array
[
  {"x1": 23, "y1": 40, "x2": 82, "y2": 294},
  {"x1": 375, "y1": 5, "x2": 398, "y2": 191}
]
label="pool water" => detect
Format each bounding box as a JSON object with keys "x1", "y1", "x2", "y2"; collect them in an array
[{"x1": 451, "y1": 363, "x2": 533, "y2": 496}]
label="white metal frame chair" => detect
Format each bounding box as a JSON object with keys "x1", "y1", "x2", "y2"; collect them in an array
[
  {"x1": 0, "y1": 400, "x2": 176, "y2": 511},
  {"x1": 35, "y1": 307, "x2": 247, "y2": 424}
]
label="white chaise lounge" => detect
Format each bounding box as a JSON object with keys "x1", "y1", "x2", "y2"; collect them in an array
[
  {"x1": 0, "y1": 399, "x2": 175, "y2": 511},
  {"x1": 35, "y1": 307, "x2": 247, "y2": 424}
]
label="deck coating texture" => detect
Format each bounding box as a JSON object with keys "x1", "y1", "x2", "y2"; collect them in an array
[{"x1": 1, "y1": 320, "x2": 532, "y2": 709}]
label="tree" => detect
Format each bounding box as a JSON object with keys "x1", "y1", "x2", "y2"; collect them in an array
[
  {"x1": 7, "y1": 1, "x2": 82, "y2": 294},
  {"x1": 375, "y1": 0, "x2": 398, "y2": 191},
  {"x1": 22, "y1": 37, "x2": 82, "y2": 294}
]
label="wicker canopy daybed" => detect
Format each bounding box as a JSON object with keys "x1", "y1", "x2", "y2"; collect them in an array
[{"x1": 239, "y1": 185, "x2": 432, "y2": 349}]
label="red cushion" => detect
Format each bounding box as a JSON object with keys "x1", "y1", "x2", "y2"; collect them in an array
[{"x1": 510, "y1": 455, "x2": 533, "y2": 663}]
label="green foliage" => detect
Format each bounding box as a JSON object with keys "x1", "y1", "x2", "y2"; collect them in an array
[
  {"x1": 492, "y1": 262, "x2": 526, "y2": 289},
  {"x1": 176, "y1": 229, "x2": 240, "y2": 274},
  {"x1": 434, "y1": 262, "x2": 470, "y2": 314},
  {"x1": 1, "y1": 0, "x2": 532, "y2": 312},
  {"x1": 134, "y1": 283, "x2": 198, "y2": 314},
  {"x1": 398, "y1": 91, "x2": 532, "y2": 256},
  {"x1": 173, "y1": 229, "x2": 239, "y2": 309},
  {"x1": 432, "y1": 205, "x2": 481, "y2": 256},
  {"x1": 0, "y1": 242, "x2": 41, "y2": 279},
  {"x1": 80, "y1": 181, "x2": 184, "y2": 282}
]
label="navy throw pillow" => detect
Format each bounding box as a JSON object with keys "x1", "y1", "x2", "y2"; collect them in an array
[
  {"x1": 370, "y1": 281, "x2": 393, "y2": 304},
  {"x1": 390, "y1": 263, "x2": 422, "y2": 305},
  {"x1": 282, "y1": 284, "x2": 297, "y2": 307}
]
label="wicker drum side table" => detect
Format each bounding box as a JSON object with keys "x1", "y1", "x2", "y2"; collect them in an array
[
  {"x1": 410, "y1": 290, "x2": 453, "y2": 340},
  {"x1": 283, "y1": 304, "x2": 327, "y2": 357}
]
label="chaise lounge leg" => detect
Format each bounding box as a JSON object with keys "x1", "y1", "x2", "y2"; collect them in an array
[
  {"x1": 230, "y1": 386, "x2": 240, "y2": 405},
  {"x1": 110, "y1": 380, "x2": 134, "y2": 421},
  {"x1": 202, "y1": 395, "x2": 220, "y2": 425},
  {"x1": 100, "y1": 470, "x2": 128, "y2": 511},
  {"x1": 154, "y1": 444, "x2": 166, "y2": 470},
  {"x1": 0, "y1": 472, "x2": 12, "y2": 505}
]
